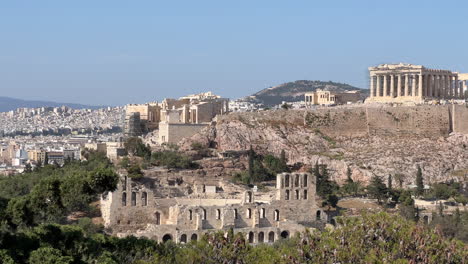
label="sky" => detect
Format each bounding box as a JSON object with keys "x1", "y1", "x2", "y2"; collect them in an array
[{"x1": 1, "y1": 0, "x2": 467, "y2": 106}]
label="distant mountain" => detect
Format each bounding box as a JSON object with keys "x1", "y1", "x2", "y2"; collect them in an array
[
  {"x1": 0, "y1": 96, "x2": 105, "y2": 112},
  {"x1": 243, "y1": 80, "x2": 368, "y2": 106}
]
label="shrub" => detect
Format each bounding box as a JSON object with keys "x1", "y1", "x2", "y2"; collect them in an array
[{"x1": 151, "y1": 151, "x2": 196, "y2": 169}]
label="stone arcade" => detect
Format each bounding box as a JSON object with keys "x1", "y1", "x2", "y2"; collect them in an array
[
  {"x1": 367, "y1": 63, "x2": 466, "y2": 103},
  {"x1": 100, "y1": 172, "x2": 328, "y2": 244}
]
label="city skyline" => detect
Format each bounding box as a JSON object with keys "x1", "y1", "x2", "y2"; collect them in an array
[{"x1": 1, "y1": 0, "x2": 467, "y2": 105}]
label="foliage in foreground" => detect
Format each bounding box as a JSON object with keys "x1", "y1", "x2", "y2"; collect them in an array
[{"x1": 1, "y1": 212, "x2": 466, "y2": 264}]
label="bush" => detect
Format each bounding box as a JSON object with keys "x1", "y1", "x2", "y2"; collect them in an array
[{"x1": 151, "y1": 151, "x2": 196, "y2": 169}]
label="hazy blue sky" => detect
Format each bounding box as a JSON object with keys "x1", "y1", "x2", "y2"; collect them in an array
[{"x1": 1, "y1": 0, "x2": 467, "y2": 106}]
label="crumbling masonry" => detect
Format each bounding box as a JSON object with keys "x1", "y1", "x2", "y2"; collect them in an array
[{"x1": 101, "y1": 171, "x2": 327, "y2": 244}]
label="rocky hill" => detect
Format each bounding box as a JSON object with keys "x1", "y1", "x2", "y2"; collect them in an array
[
  {"x1": 0, "y1": 96, "x2": 104, "y2": 112},
  {"x1": 243, "y1": 80, "x2": 367, "y2": 106},
  {"x1": 180, "y1": 105, "x2": 468, "y2": 186}
]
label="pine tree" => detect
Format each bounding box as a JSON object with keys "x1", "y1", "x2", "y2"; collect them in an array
[
  {"x1": 367, "y1": 175, "x2": 388, "y2": 204},
  {"x1": 416, "y1": 166, "x2": 424, "y2": 196}
]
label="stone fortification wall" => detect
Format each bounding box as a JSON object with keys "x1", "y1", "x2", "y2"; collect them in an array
[
  {"x1": 304, "y1": 108, "x2": 368, "y2": 138},
  {"x1": 366, "y1": 106, "x2": 450, "y2": 137},
  {"x1": 266, "y1": 105, "x2": 459, "y2": 138},
  {"x1": 452, "y1": 105, "x2": 468, "y2": 134}
]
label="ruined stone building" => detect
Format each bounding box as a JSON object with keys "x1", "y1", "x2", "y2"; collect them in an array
[
  {"x1": 101, "y1": 171, "x2": 328, "y2": 244},
  {"x1": 367, "y1": 63, "x2": 467, "y2": 103},
  {"x1": 304, "y1": 89, "x2": 361, "y2": 106}
]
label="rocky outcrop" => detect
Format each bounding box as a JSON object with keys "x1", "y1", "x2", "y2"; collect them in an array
[{"x1": 180, "y1": 106, "x2": 468, "y2": 186}]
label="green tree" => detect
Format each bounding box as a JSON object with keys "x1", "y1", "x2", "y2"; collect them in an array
[
  {"x1": 86, "y1": 167, "x2": 119, "y2": 194},
  {"x1": 398, "y1": 190, "x2": 417, "y2": 221},
  {"x1": 44, "y1": 153, "x2": 49, "y2": 166},
  {"x1": 119, "y1": 156, "x2": 130, "y2": 168},
  {"x1": 367, "y1": 175, "x2": 388, "y2": 204},
  {"x1": 24, "y1": 163, "x2": 33, "y2": 173},
  {"x1": 415, "y1": 166, "x2": 424, "y2": 196},
  {"x1": 127, "y1": 164, "x2": 143, "y2": 179},
  {"x1": 124, "y1": 137, "x2": 151, "y2": 159},
  {"x1": 28, "y1": 247, "x2": 73, "y2": 264}
]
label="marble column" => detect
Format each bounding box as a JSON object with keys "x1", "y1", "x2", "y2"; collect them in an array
[
  {"x1": 441, "y1": 75, "x2": 446, "y2": 98},
  {"x1": 405, "y1": 74, "x2": 409, "y2": 96},
  {"x1": 449, "y1": 75, "x2": 454, "y2": 98},
  {"x1": 390, "y1": 75, "x2": 395, "y2": 98},
  {"x1": 454, "y1": 76, "x2": 459, "y2": 98},
  {"x1": 435, "y1": 75, "x2": 439, "y2": 98},
  {"x1": 383, "y1": 75, "x2": 388, "y2": 97},
  {"x1": 445, "y1": 75, "x2": 452, "y2": 99},
  {"x1": 418, "y1": 74, "x2": 423, "y2": 97},
  {"x1": 376, "y1": 75, "x2": 381, "y2": 97},
  {"x1": 412, "y1": 74, "x2": 417, "y2": 97},
  {"x1": 397, "y1": 75, "x2": 402, "y2": 97},
  {"x1": 370, "y1": 75, "x2": 375, "y2": 97},
  {"x1": 427, "y1": 74, "x2": 434, "y2": 97},
  {"x1": 460, "y1": 80, "x2": 464, "y2": 99}
]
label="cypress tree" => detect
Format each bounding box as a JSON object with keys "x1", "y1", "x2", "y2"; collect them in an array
[
  {"x1": 387, "y1": 174, "x2": 392, "y2": 191},
  {"x1": 346, "y1": 167, "x2": 354, "y2": 184},
  {"x1": 416, "y1": 166, "x2": 424, "y2": 196}
]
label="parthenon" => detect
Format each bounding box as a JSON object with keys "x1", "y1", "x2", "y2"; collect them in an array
[{"x1": 367, "y1": 63, "x2": 466, "y2": 103}]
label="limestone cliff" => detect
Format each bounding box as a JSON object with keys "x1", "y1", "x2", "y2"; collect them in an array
[{"x1": 180, "y1": 105, "x2": 468, "y2": 186}]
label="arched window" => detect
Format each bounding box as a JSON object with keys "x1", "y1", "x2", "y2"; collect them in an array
[
  {"x1": 285, "y1": 174, "x2": 290, "y2": 187},
  {"x1": 295, "y1": 175, "x2": 299, "y2": 187},
  {"x1": 123, "y1": 176, "x2": 127, "y2": 190},
  {"x1": 162, "y1": 234, "x2": 172, "y2": 242},
  {"x1": 303, "y1": 174, "x2": 308, "y2": 187},
  {"x1": 258, "y1": 232, "x2": 264, "y2": 243},
  {"x1": 280, "y1": 231, "x2": 289, "y2": 239},
  {"x1": 248, "y1": 232, "x2": 254, "y2": 243},
  {"x1": 247, "y1": 192, "x2": 253, "y2": 203},
  {"x1": 191, "y1": 234, "x2": 198, "y2": 241},
  {"x1": 247, "y1": 208, "x2": 252, "y2": 219},
  {"x1": 285, "y1": 190, "x2": 290, "y2": 200},
  {"x1": 202, "y1": 209, "x2": 207, "y2": 220},
  {"x1": 141, "y1": 192, "x2": 147, "y2": 206},
  {"x1": 189, "y1": 210, "x2": 193, "y2": 220},
  {"x1": 234, "y1": 209, "x2": 238, "y2": 219},
  {"x1": 122, "y1": 192, "x2": 127, "y2": 206},
  {"x1": 216, "y1": 209, "x2": 221, "y2": 220},
  {"x1": 274, "y1": 210, "x2": 280, "y2": 221},
  {"x1": 261, "y1": 208, "x2": 266, "y2": 218},
  {"x1": 295, "y1": 190, "x2": 299, "y2": 200},
  {"x1": 180, "y1": 234, "x2": 187, "y2": 243},
  {"x1": 155, "y1": 212, "x2": 161, "y2": 225},
  {"x1": 303, "y1": 190, "x2": 308, "y2": 200},
  {"x1": 268, "y1": 231, "x2": 275, "y2": 242},
  {"x1": 316, "y1": 210, "x2": 321, "y2": 221},
  {"x1": 131, "y1": 192, "x2": 137, "y2": 206}
]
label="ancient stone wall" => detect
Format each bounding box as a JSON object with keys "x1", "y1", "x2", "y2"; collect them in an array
[
  {"x1": 452, "y1": 104, "x2": 468, "y2": 134},
  {"x1": 304, "y1": 108, "x2": 368, "y2": 138},
  {"x1": 366, "y1": 106, "x2": 450, "y2": 137}
]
